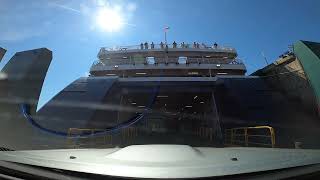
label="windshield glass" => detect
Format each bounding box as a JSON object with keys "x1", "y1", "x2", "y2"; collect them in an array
[{"x1": 1, "y1": 0, "x2": 320, "y2": 178}]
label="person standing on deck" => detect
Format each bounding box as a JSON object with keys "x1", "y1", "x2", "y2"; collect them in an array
[
  {"x1": 160, "y1": 42, "x2": 164, "y2": 49},
  {"x1": 173, "y1": 41, "x2": 177, "y2": 48},
  {"x1": 214, "y1": 42, "x2": 218, "y2": 49},
  {"x1": 144, "y1": 42, "x2": 149, "y2": 49}
]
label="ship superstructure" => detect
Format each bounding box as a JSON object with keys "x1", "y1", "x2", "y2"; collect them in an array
[{"x1": 90, "y1": 42, "x2": 246, "y2": 77}]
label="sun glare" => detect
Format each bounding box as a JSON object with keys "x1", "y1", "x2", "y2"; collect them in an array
[{"x1": 96, "y1": 7, "x2": 124, "y2": 32}]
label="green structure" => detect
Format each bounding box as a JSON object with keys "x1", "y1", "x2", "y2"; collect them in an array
[{"x1": 294, "y1": 41, "x2": 320, "y2": 112}]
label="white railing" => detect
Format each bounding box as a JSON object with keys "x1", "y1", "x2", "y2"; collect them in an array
[
  {"x1": 90, "y1": 58, "x2": 244, "y2": 69},
  {"x1": 99, "y1": 43, "x2": 236, "y2": 53}
]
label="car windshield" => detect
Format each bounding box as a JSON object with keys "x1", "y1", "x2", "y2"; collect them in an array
[{"x1": 1, "y1": 0, "x2": 320, "y2": 178}]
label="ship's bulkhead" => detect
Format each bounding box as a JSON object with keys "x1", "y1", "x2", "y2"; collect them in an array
[
  {"x1": 87, "y1": 80, "x2": 223, "y2": 147},
  {"x1": 35, "y1": 77, "x2": 320, "y2": 149}
]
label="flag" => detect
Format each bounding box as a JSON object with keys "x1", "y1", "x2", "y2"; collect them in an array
[{"x1": 164, "y1": 26, "x2": 170, "y2": 32}]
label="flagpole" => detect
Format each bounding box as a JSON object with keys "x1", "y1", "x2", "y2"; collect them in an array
[
  {"x1": 165, "y1": 31, "x2": 167, "y2": 45},
  {"x1": 164, "y1": 26, "x2": 169, "y2": 45}
]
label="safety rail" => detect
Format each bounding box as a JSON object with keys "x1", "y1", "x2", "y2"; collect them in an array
[
  {"x1": 66, "y1": 127, "x2": 139, "y2": 148},
  {"x1": 121, "y1": 127, "x2": 139, "y2": 142},
  {"x1": 91, "y1": 58, "x2": 244, "y2": 68},
  {"x1": 99, "y1": 43, "x2": 236, "y2": 52},
  {"x1": 66, "y1": 128, "x2": 112, "y2": 148},
  {"x1": 195, "y1": 127, "x2": 214, "y2": 141},
  {"x1": 224, "y1": 126, "x2": 275, "y2": 148}
]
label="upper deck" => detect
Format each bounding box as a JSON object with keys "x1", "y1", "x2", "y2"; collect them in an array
[
  {"x1": 90, "y1": 42, "x2": 246, "y2": 77},
  {"x1": 98, "y1": 43, "x2": 237, "y2": 59}
]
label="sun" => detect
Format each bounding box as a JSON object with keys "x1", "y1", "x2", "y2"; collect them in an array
[{"x1": 95, "y1": 7, "x2": 124, "y2": 32}]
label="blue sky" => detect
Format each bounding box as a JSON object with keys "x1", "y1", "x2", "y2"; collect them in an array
[{"x1": 1, "y1": 0, "x2": 320, "y2": 110}]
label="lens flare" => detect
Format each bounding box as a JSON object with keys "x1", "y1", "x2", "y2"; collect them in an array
[{"x1": 96, "y1": 7, "x2": 124, "y2": 32}]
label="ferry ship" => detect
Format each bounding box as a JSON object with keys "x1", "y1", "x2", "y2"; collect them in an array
[{"x1": 0, "y1": 41, "x2": 319, "y2": 150}]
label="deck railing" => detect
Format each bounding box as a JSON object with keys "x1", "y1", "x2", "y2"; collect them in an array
[
  {"x1": 101, "y1": 43, "x2": 235, "y2": 51},
  {"x1": 98, "y1": 43, "x2": 236, "y2": 59},
  {"x1": 224, "y1": 126, "x2": 276, "y2": 148},
  {"x1": 91, "y1": 58, "x2": 244, "y2": 68}
]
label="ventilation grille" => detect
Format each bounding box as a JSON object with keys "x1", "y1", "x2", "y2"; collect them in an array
[{"x1": 0, "y1": 147, "x2": 14, "y2": 151}]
